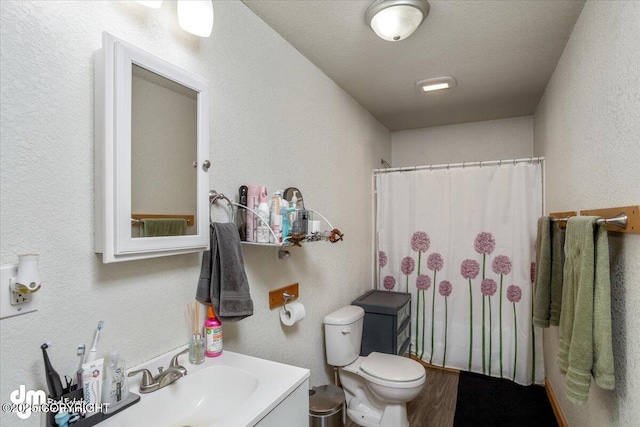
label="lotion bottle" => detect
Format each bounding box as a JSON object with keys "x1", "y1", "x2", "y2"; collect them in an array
[
  {"x1": 256, "y1": 191, "x2": 270, "y2": 243},
  {"x1": 204, "y1": 306, "x2": 223, "y2": 357}
]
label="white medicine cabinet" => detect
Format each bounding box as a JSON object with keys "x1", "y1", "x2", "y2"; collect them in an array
[{"x1": 95, "y1": 32, "x2": 210, "y2": 263}]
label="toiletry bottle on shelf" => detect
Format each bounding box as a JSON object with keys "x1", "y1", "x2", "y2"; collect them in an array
[
  {"x1": 291, "y1": 190, "x2": 299, "y2": 211},
  {"x1": 281, "y1": 206, "x2": 290, "y2": 241},
  {"x1": 269, "y1": 192, "x2": 282, "y2": 243},
  {"x1": 204, "y1": 306, "x2": 223, "y2": 357},
  {"x1": 102, "y1": 350, "x2": 129, "y2": 409},
  {"x1": 237, "y1": 185, "x2": 248, "y2": 240},
  {"x1": 246, "y1": 185, "x2": 260, "y2": 242},
  {"x1": 256, "y1": 188, "x2": 270, "y2": 243}
]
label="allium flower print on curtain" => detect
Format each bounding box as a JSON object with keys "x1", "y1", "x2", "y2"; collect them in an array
[
  {"x1": 492, "y1": 255, "x2": 512, "y2": 377},
  {"x1": 530, "y1": 262, "x2": 537, "y2": 383},
  {"x1": 411, "y1": 231, "x2": 430, "y2": 360},
  {"x1": 427, "y1": 253, "x2": 444, "y2": 363},
  {"x1": 379, "y1": 251, "x2": 388, "y2": 268},
  {"x1": 416, "y1": 274, "x2": 431, "y2": 290},
  {"x1": 439, "y1": 280, "x2": 452, "y2": 367},
  {"x1": 461, "y1": 259, "x2": 480, "y2": 371},
  {"x1": 378, "y1": 251, "x2": 388, "y2": 288},
  {"x1": 383, "y1": 275, "x2": 396, "y2": 291},
  {"x1": 507, "y1": 285, "x2": 523, "y2": 381},
  {"x1": 415, "y1": 273, "x2": 431, "y2": 359},
  {"x1": 474, "y1": 232, "x2": 496, "y2": 255},
  {"x1": 481, "y1": 278, "x2": 497, "y2": 374},
  {"x1": 475, "y1": 232, "x2": 495, "y2": 374},
  {"x1": 411, "y1": 231, "x2": 431, "y2": 253},
  {"x1": 481, "y1": 278, "x2": 497, "y2": 296},
  {"x1": 401, "y1": 256, "x2": 415, "y2": 289}
]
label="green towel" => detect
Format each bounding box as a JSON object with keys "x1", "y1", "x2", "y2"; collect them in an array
[
  {"x1": 533, "y1": 216, "x2": 552, "y2": 327},
  {"x1": 558, "y1": 217, "x2": 615, "y2": 404},
  {"x1": 140, "y1": 218, "x2": 187, "y2": 237},
  {"x1": 549, "y1": 222, "x2": 566, "y2": 326}
]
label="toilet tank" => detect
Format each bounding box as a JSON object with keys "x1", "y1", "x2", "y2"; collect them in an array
[{"x1": 323, "y1": 305, "x2": 365, "y2": 366}]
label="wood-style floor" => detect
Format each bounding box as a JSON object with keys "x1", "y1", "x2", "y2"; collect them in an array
[{"x1": 345, "y1": 364, "x2": 460, "y2": 427}]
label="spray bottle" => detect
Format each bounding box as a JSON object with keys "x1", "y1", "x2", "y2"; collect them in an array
[{"x1": 204, "y1": 306, "x2": 223, "y2": 357}]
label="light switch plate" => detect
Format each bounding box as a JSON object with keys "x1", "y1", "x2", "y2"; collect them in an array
[{"x1": 0, "y1": 264, "x2": 38, "y2": 320}]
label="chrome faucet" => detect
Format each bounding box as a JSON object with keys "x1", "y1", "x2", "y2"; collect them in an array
[{"x1": 128, "y1": 348, "x2": 189, "y2": 394}]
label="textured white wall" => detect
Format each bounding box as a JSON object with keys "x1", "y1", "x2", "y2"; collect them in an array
[
  {"x1": 391, "y1": 116, "x2": 533, "y2": 167},
  {"x1": 0, "y1": 1, "x2": 390, "y2": 425},
  {"x1": 534, "y1": 1, "x2": 640, "y2": 425}
]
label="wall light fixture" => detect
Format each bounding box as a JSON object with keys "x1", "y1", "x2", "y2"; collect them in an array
[{"x1": 177, "y1": 0, "x2": 214, "y2": 37}]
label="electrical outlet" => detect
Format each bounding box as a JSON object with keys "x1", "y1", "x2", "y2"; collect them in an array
[
  {"x1": 1, "y1": 264, "x2": 38, "y2": 320},
  {"x1": 11, "y1": 289, "x2": 31, "y2": 305}
]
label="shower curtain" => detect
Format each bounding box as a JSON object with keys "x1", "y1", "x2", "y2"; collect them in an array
[{"x1": 375, "y1": 160, "x2": 544, "y2": 385}]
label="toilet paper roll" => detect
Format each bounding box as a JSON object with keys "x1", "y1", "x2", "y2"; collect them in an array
[{"x1": 280, "y1": 302, "x2": 306, "y2": 326}]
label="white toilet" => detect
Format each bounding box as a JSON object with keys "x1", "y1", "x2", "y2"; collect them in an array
[{"x1": 323, "y1": 305, "x2": 426, "y2": 427}]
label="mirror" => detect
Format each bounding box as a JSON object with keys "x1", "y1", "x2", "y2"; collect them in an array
[
  {"x1": 283, "y1": 187, "x2": 305, "y2": 210},
  {"x1": 95, "y1": 32, "x2": 210, "y2": 263},
  {"x1": 130, "y1": 65, "x2": 198, "y2": 238}
]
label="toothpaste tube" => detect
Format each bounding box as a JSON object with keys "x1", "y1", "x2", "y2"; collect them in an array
[{"x1": 81, "y1": 358, "x2": 104, "y2": 416}]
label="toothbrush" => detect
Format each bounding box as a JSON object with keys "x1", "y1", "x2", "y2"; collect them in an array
[
  {"x1": 85, "y1": 321, "x2": 104, "y2": 363},
  {"x1": 41, "y1": 342, "x2": 64, "y2": 398},
  {"x1": 76, "y1": 344, "x2": 85, "y2": 388}
]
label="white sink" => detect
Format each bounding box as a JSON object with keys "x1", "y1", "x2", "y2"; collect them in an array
[{"x1": 100, "y1": 349, "x2": 309, "y2": 427}]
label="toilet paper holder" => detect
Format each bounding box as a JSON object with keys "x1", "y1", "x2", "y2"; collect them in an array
[{"x1": 282, "y1": 291, "x2": 294, "y2": 316}]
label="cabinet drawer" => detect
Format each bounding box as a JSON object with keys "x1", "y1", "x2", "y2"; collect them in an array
[
  {"x1": 397, "y1": 302, "x2": 410, "y2": 331},
  {"x1": 396, "y1": 322, "x2": 410, "y2": 351}
]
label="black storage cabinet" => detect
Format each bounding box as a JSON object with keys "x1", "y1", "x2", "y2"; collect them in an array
[{"x1": 352, "y1": 290, "x2": 411, "y2": 357}]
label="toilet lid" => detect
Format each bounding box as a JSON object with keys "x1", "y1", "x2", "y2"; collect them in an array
[{"x1": 360, "y1": 352, "x2": 425, "y2": 382}]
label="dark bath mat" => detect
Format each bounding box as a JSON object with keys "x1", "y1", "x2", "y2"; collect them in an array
[{"x1": 453, "y1": 371, "x2": 558, "y2": 427}]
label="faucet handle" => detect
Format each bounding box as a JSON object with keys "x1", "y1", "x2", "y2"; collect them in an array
[
  {"x1": 128, "y1": 368, "x2": 154, "y2": 387},
  {"x1": 170, "y1": 348, "x2": 189, "y2": 375}
]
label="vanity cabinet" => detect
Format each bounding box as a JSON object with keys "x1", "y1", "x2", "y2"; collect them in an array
[
  {"x1": 95, "y1": 32, "x2": 210, "y2": 263},
  {"x1": 352, "y1": 290, "x2": 411, "y2": 357}
]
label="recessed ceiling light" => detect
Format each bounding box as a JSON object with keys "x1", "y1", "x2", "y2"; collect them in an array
[{"x1": 416, "y1": 76, "x2": 457, "y2": 93}]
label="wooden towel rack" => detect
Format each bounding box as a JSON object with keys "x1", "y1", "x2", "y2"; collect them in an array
[{"x1": 549, "y1": 205, "x2": 639, "y2": 234}]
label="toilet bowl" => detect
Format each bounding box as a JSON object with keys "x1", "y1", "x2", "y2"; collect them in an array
[{"x1": 324, "y1": 305, "x2": 426, "y2": 427}]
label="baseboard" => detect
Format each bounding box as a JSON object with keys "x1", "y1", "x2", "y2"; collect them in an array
[
  {"x1": 544, "y1": 377, "x2": 568, "y2": 427},
  {"x1": 410, "y1": 354, "x2": 460, "y2": 374}
]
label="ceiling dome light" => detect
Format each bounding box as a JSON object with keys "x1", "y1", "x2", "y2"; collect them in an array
[
  {"x1": 365, "y1": 0, "x2": 430, "y2": 42},
  {"x1": 416, "y1": 76, "x2": 457, "y2": 93},
  {"x1": 177, "y1": 0, "x2": 214, "y2": 37}
]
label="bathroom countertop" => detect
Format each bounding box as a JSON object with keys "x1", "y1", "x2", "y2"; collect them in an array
[{"x1": 98, "y1": 347, "x2": 310, "y2": 427}]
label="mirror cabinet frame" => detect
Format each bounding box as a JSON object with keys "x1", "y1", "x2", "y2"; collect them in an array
[{"x1": 95, "y1": 32, "x2": 210, "y2": 263}]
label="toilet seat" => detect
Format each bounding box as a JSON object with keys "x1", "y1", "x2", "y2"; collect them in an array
[
  {"x1": 343, "y1": 353, "x2": 426, "y2": 389},
  {"x1": 361, "y1": 352, "x2": 425, "y2": 382}
]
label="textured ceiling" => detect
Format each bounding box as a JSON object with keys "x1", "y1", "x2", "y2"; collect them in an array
[{"x1": 242, "y1": 0, "x2": 585, "y2": 131}]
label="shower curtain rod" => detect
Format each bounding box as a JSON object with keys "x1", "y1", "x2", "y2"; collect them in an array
[{"x1": 372, "y1": 156, "x2": 545, "y2": 175}]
